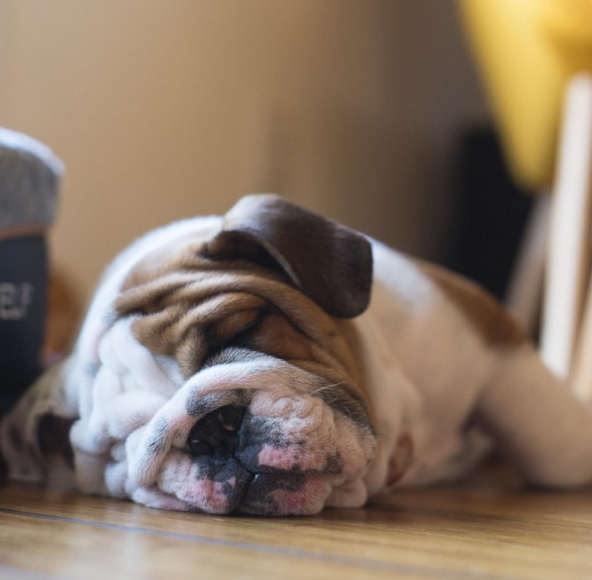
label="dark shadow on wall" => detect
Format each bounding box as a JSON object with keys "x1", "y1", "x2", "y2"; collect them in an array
[{"x1": 444, "y1": 127, "x2": 534, "y2": 302}]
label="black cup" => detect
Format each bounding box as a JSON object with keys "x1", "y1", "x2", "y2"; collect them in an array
[{"x1": 0, "y1": 128, "x2": 62, "y2": 418}]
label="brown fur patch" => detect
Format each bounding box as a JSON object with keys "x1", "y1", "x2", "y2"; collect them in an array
[{"x1": 416, "y1": 260, "x2": 526, "y2": 348}]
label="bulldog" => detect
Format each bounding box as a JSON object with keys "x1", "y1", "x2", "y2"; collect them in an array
[{"x1": 2, "y1": 194, "x2": 592, "y2": 515}]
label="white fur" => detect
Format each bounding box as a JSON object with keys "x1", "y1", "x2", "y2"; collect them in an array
[{"x1": 360, "y1": 241, "x2": 592, "y2": 491}]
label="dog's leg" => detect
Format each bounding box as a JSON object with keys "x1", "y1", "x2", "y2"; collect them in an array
[
  {"x1": 0, "y1": 357, "x2": 77, "y2": 483},
  {"x1": 477, "y1": 342, "x2": 592, "y2": 487}
]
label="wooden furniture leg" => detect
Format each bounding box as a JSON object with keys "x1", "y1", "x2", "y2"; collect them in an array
[{"x1": 540, "y1": 74, "x2": 592, "y2": 383}]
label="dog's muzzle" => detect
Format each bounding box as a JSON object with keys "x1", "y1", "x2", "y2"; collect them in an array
[
  {"x1": 184, "y1": 403, "x2": 346, "y2": 514},
  {"x1": 66, "y1": 339, "x2": 376, "y2": 516}
]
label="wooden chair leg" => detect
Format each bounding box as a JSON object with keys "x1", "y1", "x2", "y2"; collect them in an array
[
  {"x1": 540, "y1": 74, "x2": 592, "y2": 381},
  {"x1": 505, "y1": 193, "x2": 551, "y2": 338},
  {"x1": 571, "y1": 276, "x2": 592, "y2": 401}
]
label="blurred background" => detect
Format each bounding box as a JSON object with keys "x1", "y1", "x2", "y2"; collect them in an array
[{"x1": 1, "y1": 0, "x2": 523, "y2": 307}]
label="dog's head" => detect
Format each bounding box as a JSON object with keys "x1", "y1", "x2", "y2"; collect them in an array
[
  {"x1": 2, "y1": 195, "x2": 377, "y2": 515},
  {"x1": 113, "y1": 194, "x2": 377, "y2": 515}
]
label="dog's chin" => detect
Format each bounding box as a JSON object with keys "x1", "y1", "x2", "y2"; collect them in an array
[{"x1": 120, "y1": 364, "x2": 377, "y2": 515}]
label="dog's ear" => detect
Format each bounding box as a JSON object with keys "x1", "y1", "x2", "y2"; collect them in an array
[{"x1": 204, "y1": 194, "x2": 373, "y2": 318}]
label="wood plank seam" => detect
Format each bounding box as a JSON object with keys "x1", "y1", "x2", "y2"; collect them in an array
[{"x1": 0, "y1": 507, "x2": 527, "y2": 580}]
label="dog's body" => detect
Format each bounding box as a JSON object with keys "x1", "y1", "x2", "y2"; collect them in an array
[{"x1": 2, "y1": 194, "x2": 592, "y2": 515}]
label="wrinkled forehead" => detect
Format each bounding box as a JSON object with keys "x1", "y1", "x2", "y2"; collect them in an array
[
  {"x1": 118, "y1": 225, "x2": 291, "y2": 297},
  {"x1": 119, "y1": 227, "x2": 222, "y2": 291}
]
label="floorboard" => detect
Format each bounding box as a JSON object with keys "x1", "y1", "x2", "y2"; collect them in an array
[{"x1": 1, "y1": 462, "x2": 592, "y2": 579}]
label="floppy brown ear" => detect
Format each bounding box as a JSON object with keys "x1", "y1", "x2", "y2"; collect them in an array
[{"x1": 204, "y1": 194, "x2": 373, "y2": 318}]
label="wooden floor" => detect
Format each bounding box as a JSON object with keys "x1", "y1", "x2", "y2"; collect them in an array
[{"x1": 1, "y1": 461, "x2": 592, "y2": 580}]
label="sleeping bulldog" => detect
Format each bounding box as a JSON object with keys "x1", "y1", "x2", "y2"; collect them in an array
[{"x1": 2, "y1": 194, "x2": 592, "y2": 515}]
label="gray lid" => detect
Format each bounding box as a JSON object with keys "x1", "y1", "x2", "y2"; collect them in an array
[{"x1": 0, "y1": 127, "x2": 64, "y2": 230}]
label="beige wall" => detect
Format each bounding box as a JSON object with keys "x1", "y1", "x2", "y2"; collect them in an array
[{"x1": 0, "y1": 0, "x2": 488, "y2": 301}]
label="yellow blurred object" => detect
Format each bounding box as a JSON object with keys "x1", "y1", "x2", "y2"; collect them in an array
[{"x1": 457, "y1": 0, "x2": 592, "y2": 190}]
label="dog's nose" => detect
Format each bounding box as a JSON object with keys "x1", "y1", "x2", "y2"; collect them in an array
[{"x1": 187, "y1": 405, "x2": 246, "y2": 456}]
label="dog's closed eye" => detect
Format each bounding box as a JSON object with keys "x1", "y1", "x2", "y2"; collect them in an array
[{"x1": 202, "y1": 307, "x2": 270, "y2": 365}]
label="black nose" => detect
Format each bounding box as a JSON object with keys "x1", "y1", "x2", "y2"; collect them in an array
[{"x1": 187, "y1": 405, "x2": 246, "y2": 456}]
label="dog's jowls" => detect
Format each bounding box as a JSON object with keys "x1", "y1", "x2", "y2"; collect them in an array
[{"x1": 2, "y1": 194, "x2": 592, "y2": 515}]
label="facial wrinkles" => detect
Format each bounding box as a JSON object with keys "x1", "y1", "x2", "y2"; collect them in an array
[
  {"x1": 116, "y1": 234, "x2": 358, "y2": 362},
  {"x1": 115, "y1": 238, "x2": 376, "y2": 435},
  {"x1": 118, "y1": 263, "x2": 354, "y2": 372}
]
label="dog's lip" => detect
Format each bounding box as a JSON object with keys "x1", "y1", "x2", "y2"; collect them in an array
[
  {"x1": 196, "y1": 464, "x2": 328, "y2": 515},
  {"x1": 238, "y1": 471, "x2": 306, "y2": 513},
  {"x1": 186, "y1": 453, "x2": 309, "y2": 514}
]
